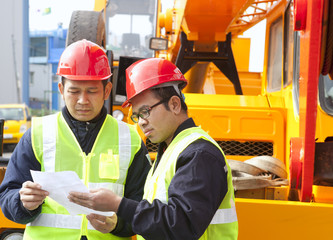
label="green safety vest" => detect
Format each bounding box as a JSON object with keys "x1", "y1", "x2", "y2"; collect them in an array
[
  {"x1": 137, "y1": 127, "x2": 238, "y2": 240},
  {"x1": 24, "y1": 112, "x2": 141, "y2": 240}
]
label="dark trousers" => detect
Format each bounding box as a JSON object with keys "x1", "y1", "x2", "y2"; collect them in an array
[{"x1": 81, "y1": 236, "x2": 88, "y2": 240}]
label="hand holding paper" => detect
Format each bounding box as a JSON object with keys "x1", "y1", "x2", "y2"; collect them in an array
[
  {"x1": 30, "y1": 170, "x2": 114, "y2": 216},
  {"x1": 68, "y1": 187, "x2": 122, "y2": 213},
  {"x1": 19, "y1": 181, "x2": 49, "y2": 211}
]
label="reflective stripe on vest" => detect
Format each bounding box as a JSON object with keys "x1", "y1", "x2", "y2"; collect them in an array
[
  {"x1": 210, "y1": 199, "x2": 238, "y2": 224},
  {"x1": 28, "y1": 213, "x2": 96, "y2": 230},
  {"x1": 42, "y1": 114, "x2": 57, "y2": 172}
]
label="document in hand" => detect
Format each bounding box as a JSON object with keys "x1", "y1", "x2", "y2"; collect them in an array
[{"x1": 30, "y1": 170, "x2": 114, "y2": 216}]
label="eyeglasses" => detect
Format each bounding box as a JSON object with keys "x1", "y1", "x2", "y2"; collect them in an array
[{"x1": 130, "y1": 99, "x2": 166, "y2": 123}]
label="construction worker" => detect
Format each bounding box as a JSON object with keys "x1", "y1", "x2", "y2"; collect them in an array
[
  {"x1": 0, "y1": 39, "x2": 150, "y2": 240},
  {"x1": 68, "y1": 58, "x2": 238, "y2": 239}
]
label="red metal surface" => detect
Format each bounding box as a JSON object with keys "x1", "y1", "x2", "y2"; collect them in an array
[
  {"x1": 298, "y1": 0, "x2": 324, "y2": 202},
  {"x1": 289, "y1": 137, "x2": 304, "y2": 192},
  {"x1": 294, "y1": 0, "x2": 307, "y2": 30}
]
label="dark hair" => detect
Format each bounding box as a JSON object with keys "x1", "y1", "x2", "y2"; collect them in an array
[
  {"x1": 61, "y1": 77, "x2": 108, "y2": 89},
  {"x1": 151, "y1": 86, "x2": 188, "y2": 112}
]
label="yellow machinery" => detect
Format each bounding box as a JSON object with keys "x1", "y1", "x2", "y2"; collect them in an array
[
  {"x1": 94, "y1": 0, "x2": 333, "y2": 239},
  {"x1": 148, "y1": 1, "x2": 333, "y2": 238},
  {"x1": 2, "y1": 0, "x2": 333, "y2": 239}
]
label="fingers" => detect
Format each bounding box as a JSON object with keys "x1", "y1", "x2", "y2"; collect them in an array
[
  {"x1": 68, "y1": 192, "x2": 93, "y2": 209},
  {"x1": 19, "y1": 181, "x2": 49, "y2": 211},
  {"x1": 87, "y1": 214, "x2": 118, "y2": 233},
  {"x1": 89, "y1": 189, "x2": 99, "y2": 193},
  {"x1": 69, "y1": 191, "x2": 90, "y2": 200},
  {"x1": 68, "y1": 189, "x2": 121, "y2": 212}
]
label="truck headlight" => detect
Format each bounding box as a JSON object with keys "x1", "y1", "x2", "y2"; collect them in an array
[
  {"x1": 112, "y1": 110, "x2": 124, "y2": 121},
  {"x1": 19, "y1": 124, "x2": 27, "y2": 133}
]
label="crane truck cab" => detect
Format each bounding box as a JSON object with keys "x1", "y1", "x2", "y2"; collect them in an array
[{"x1": 0, "y1": 104, "x2": 31, "y2": 146}]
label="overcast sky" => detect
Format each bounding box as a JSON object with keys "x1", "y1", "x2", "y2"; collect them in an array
[{"x1": 29, "y1": 0, "x2": 94, "y2": 31}]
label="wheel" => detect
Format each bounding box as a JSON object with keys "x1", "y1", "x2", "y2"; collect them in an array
[
  {"x1": 0, "y1": 230, "x2": 24, "y2": 240},
  {"x1": 66, "y1": 10, "x2": 106, "y2": 48}
]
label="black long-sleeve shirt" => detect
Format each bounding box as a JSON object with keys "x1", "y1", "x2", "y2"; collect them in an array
[
  {"x1": 117, "y1": 118, "x2": 229, "y2": 240},
  {"x1": 0, "y1": 106, "x2": 150, "y2": 237}
]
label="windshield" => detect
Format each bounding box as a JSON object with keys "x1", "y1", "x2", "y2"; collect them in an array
[
  {"x1": 0, "y1": 108, "x2": 24, "y2": 121},
  {"x1": 319, "y1": 75, "x2": 333, "y2": 116},
  {"x1": 105, "y1": 0, "x2": 157, "y2": 59}
]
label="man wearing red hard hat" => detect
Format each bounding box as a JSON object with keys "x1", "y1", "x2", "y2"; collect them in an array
[
  {"x1": 0, "y1": 40, "x2": 150, "y2": 240},
  {"x1": 69, "y1": 58, "x2": 238, "y2": 240}
]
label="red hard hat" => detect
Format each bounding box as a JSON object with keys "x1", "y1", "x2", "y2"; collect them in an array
[
  {"x1": 57, "y1": 39, "x2": 111, "y2": 80},
  {"x1": 122, "y1": 58, "x2": 187, "y2": 108}
]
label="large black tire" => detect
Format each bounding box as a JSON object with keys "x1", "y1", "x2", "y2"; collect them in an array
[
  {"x1": 66, "y1": 10, "x2": 106, "y2": 48},
  {"x1": 0, "y1": 229, "x2": 24, "y2": 240}
]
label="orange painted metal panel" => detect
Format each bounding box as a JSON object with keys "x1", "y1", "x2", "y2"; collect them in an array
[
  {"x1": 185, "y1": 94, "x2": 285, "y2": 162},
  {"x1": 236, "y1": 198, "x2": 333, "y2": 240},
  {"x1": 182, "y1": 0, "x2": 249, "y2": 42}
]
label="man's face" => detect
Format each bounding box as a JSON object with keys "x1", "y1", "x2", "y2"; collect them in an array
[
  {"x1": 131, "y1": 90, "x2": 177, "y2": 145},
  {"x1": 58, "y1": 79, "x2": 111, "y2": 121}
]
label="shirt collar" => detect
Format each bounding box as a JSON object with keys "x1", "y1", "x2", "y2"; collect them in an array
[{"x1": 157, "y1": 117, "x2": 196, "y2": 154}]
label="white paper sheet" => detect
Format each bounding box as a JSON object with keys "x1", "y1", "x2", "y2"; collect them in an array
[{"x1": 30, "y1": 170, "x2": 114, "y2": 216}]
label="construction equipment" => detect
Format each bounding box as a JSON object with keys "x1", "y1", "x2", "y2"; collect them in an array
[{"x1": 89, "y1": 0, "x2": 333, "y2": 239}]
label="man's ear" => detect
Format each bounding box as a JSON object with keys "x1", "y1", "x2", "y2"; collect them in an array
[
  {"x1": 104, "y1": 82, "x2": 112, "y2": 100},
  {"x1": 169, "y1": 95, "x2": 182, "y2": 114},
  {"x1": 58, "y1": 82, "x2": 65, "y2": 100},
  {"x1": 58, "y1": 82, "x2": 64, "y2": 95}
]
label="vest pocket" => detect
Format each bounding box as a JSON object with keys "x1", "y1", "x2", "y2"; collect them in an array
[{"x1": 99, "y1": 150, "x2": 119, "y2": 180}]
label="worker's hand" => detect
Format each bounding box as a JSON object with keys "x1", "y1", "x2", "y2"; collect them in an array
[
  {"x1": 68, "y1": 188, "x2": 122, "y2": 212},
  {"x1": 86, "y1": 213, "x2": 118, "y2": 233},
  {"x1": 19, "y1": 181, "x2": 49, "y2": 211}
]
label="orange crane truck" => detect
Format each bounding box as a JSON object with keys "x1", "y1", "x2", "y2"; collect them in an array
[{"x1": 92, "y1": 0, "x2": 333, "y2": 239}]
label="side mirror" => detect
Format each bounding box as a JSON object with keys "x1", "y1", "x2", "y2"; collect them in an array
[{"x1": 149, "y1": 37, "x2": 168, "y2": 51}]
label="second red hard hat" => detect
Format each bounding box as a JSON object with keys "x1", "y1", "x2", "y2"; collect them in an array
[{"x1": 122, "y1": 58, "x2": 187, "y2": 108}]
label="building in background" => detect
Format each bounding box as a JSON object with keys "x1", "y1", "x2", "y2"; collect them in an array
[
  {"x1": 29, "y1": 25, "x2": 67, "y2": 111},
  {"x1": 0, "y1": 0, "x2": 29, "y2": 105}
]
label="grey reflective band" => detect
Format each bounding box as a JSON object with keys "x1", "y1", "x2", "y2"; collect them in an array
[
  {"x1": 42, "y1": 114, "x2": 58, "y2": 172},
  {"x1": 27, "y1": 213, "x2": 96, "y2": 230},
  {"x1": 210, "y1": 207, "x2": 238, "y2": 224},
  {"x1": 117, "y1": 120, "x2": 131, "y2": 184}
]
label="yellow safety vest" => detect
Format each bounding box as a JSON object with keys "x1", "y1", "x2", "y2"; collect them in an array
[
  {"x1": 138, "y1": 127, "x2": 238, "y2": 240},
  {"x1": 24, "y1": 112, "x2": 141, "y2": 240}
]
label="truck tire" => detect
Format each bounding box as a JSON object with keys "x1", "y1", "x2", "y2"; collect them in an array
[
  {"x1": 66, "y1": 10, "x2": 106, "y2": 48},
  {"x1": 0, "y1": 230, "x2": 23, "y2": 240}
]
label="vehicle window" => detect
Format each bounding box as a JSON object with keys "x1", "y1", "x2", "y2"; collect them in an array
[
  {"x1": 292, "y1": 31, "x2": 300, "y2": 116},
  {"x1": 284, "y1": 2, "x2": 294, "y2": 87},
  {"x1": 267, "y1": 16, "x2": 283, "y2": 92},
  {"x1": 105, "y1": 0, "x2": 157, "y2": 60},
  {"x1": 319, "y1": 74, "x2": 333, "y2": 116},
  {"x1": 25, "y1": 107, "x2": 30, "y2": 119},
  {"x1": 0, "y1": 108, "x2": 24, "y2": 121}
]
